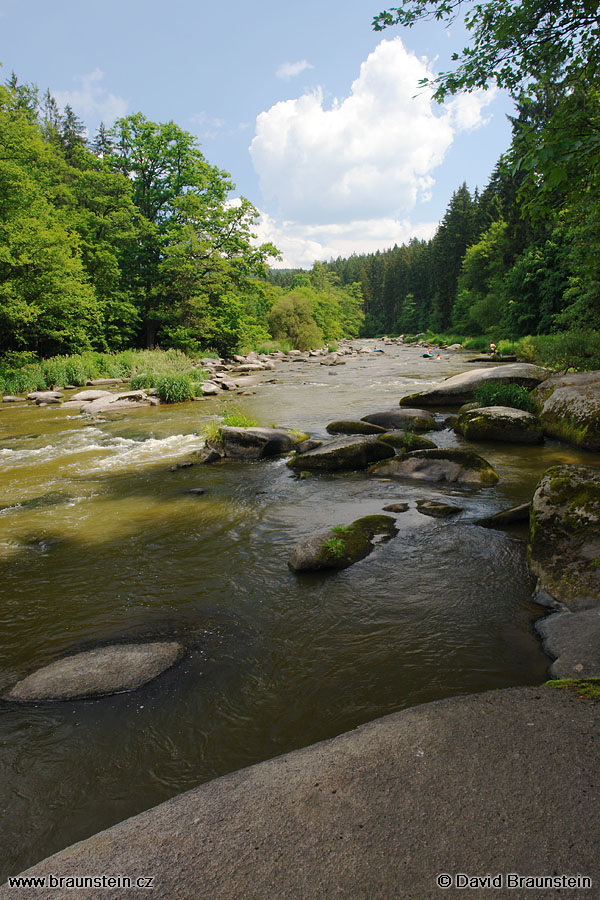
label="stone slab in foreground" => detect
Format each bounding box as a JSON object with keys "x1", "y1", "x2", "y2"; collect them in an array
[
  {"x1": 536, "y1": 607, "x2": 600, "y2": 678},
  {"x1": 2, "y1": 686, "x2": 598, "y2": 899}
]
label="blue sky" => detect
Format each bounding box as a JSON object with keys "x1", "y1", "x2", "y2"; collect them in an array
[{"x1": 1, "y1": 0, "x2": 515, "y2": 266}]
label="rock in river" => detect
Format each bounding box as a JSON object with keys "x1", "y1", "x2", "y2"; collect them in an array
[
  {"x1": 4, "y1": 642, "x2": 183, "y2": 702},
  {"x1": 362, "y1": 408, "x2": 440, "y2": 433},
  {"x1": 218, "y1": 426, "x2": 307, "y2": 460},
  {"x1": 399, "y1": 363, "x2": 548, "y2": 407},
  {"x1": 369, "y1": 449, "x2": 499, "y2": 486},
  {"x1": 529, "y1": 464, "x2": 600, "y2": 610},
  {"x1": 455, "y1": 406, "x2": 544, "y2": 444},
  {"x1": 326, "y1": 420, "x2": 386, "y2": 435},
  {"x1": 536, "y1": 608, "x2": 600, "y2": 678},
  {"x1": 530, "y1": 371, "x2": 600, "y2": 450},
  {"x1": 287, "y1": 436, "x2": 394, "y2": 473},
  {"x1": 376, "y1": 431, "x2": 437, "y2": 451},
  {"x1": 289, "y1": 515, "x2": 398, "y2": 572}
]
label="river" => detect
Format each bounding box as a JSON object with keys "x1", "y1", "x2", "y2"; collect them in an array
[{"x1": 0, "y1": 343, "x2": 595, "y2": 879}]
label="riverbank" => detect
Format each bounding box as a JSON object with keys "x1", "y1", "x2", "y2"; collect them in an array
[{"x1": 2, "y1": 683, "x2": 598, "y2": 900}]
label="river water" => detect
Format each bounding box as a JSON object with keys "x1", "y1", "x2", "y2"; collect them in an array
[{"x1": 0, "y1": 343, "x2": 596, "y2": 878}]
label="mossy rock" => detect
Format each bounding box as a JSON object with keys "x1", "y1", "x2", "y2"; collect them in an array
[
  {"x1": 326, "y1": 420, "x2": 386, "y2": 435},
  {"x1": 288, "y1": 515, "x2": 398, "y2": 572},
  {"x1": 455, "y1": 406, "x2": 543, "y2": 444},
  {"x1": 530, "y1": 372, "x2": 600, "y2": 450},
  {"x1": 219, "y1": 427, "x2": 309, "y2": 459},
  {"x1": 475, "y1": 502, "x2": 530, "y2": 529},
  {"x1": 287, "y1": 436, "x2": 394, "y2": 472},
  {"x1": 376, "y1": 431, "x2": 437, "y2": 451},
  {"x1": 369, "y1": 449, "x2": 499, "y2": 486},
  {"x1": 529, "y1": 464, "x2": 600, "y2": 610},
  {"x1": 361, "y1": 409, "x2": 440, "y2": 433}
]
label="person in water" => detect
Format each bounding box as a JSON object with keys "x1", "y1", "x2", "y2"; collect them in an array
[{"x1": 490, "y1": 342, "x2": 497, "y2": 356}]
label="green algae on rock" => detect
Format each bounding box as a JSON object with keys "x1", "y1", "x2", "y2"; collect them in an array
[
  {"x1": 455, "y1": 406, "x2": 543, "y2": 444},
  {"x1": 325, "y1": 420, "x2": 386, "y2": 435},
  {"x1": 376, "y1": 431, "x2": 437, "y2": 451},
  {"x1": 545, "y1": 678, "x2": 600, "y2": 701},
  {"x1": 529, "y1": 464, "x2": 600, "y2": 610},
  {"x1": 288, "y1": 515, "x2": 398, "y2": 572},
  {"x1": 530, "y1": 371, "x2": 600, "y2": 450},
  {"x1": 287, "y1": 435, "x2": 394, "y2": 473}
]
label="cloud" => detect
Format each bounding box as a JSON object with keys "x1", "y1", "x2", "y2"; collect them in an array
[
  {"x1": 276, "y1": 60, "x2": 314, "y2": 80},
  {"x1": 253, "y1": 211, "x2": 438, "y2": 268},
  {"x1": 250, "y1": 38, "x2": 494, "y2": 229},
  {"x1": 53, "y1": 68, "x2": 127, "y2": 126}
]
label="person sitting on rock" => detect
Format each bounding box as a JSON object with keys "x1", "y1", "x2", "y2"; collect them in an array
[{"x1": 490, "y1": 342, "x2": 497, "y2": 356}]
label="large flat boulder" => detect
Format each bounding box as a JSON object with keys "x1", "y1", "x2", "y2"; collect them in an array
[
  {"x1": 2, "y1": 687, "x2": 598, "y2": 900},
  {"x1": 455, "y1": 405, "x2": 544, "y2": 444},
  {"x1": 217, "y1": 427, "x2": 306, "y2": 460},
  {"x1": 361, "y1": 408, "x2": 440, "y2": 432},
  {"x1": 83, "y1": 390, "x2": 158, "y2": 414},
  {"x1": 4, "y1": 642, "x2": 183, "y2": 702},
  {"x1": 536, "y1": 608, "x2": 600, "y2": 677},
  {"x1": 288, "y1": 436, "x2": 394, "y2": 472},
  {"x1": 529, "y1": 464, "x2": 600, "y2": 610},
  {"x1": 530, "y1": 371, "x2": 600, "y2": 449},
  {"x1": 369, "y1": 449, "x2": 499, "y2": 486},
  {"x1": 400, "y1": 363, "x2": 548, "y2": 407},
  {"x1": 288, "y1": 515, "x2": 397, "y2": 572}
]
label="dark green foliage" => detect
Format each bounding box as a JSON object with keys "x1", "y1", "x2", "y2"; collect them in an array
[
  {"x1": 154, "y1": 374, "x2": 196, "y2": 404},
  {"x1": 473, "y1": 382, "x2": 534, "y2": 411}
]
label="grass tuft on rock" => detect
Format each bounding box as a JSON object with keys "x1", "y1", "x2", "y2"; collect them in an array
[{"x1": 545, "y1": 678, "x2": 600, "y2": 701}]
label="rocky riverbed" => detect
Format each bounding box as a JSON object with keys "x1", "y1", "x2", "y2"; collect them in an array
[{"x1": 1, "y1": 339, "x2": 599, "y2": 883}]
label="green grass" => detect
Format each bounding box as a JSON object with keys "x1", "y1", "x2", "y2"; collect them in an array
[
  {"x1": 203, "y1": 408, "x2": 259, "y2": 444},
  {"x1": 239, "y1": 339, "x2": 292, "y2": 355},
  {"x1": 323, "y1": 536, "x2": 347, "y2": 558},
  {"x1": 546, "y1": 678, "x2": 600, "y2": 701},
  {"x1": 0, "y1": 349, "x2": 207, "y2": 396},
  {"x1": 473, "y1": 382, "x2": 534, "y2": 411}
]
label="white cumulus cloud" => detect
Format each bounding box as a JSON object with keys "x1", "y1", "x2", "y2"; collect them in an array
[
  {"x1": 53, "y1": 68, "x2": 127, "y2": 126},
  {"x1": 276, "y1": 60, "x2": 314, "y2": 80},
  {"x1": 250, "y1": 37, "x2": 494, "y2": 265}
]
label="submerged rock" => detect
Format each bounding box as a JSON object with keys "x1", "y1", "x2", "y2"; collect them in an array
[
  {"x1": 455, "y1": 406, "x2": 543, "y2": 444},
  {"x1": 326, "y1": 420, "x2": 386, "y2": 435},
  {"x1": 361, "y1": 408, "x2": 440, "y2": 433},
  {"x1": 399, "y1": 363, "x2": 548, "y2": 407},
  {"x1": 369, "y1": 449, "x2": 499, "y2": 486},
  {"x1": 4, "y1": 642, "x2": 183, "y2": 702},
  {"x1": 416, "y1": 500, "x2": 462, "y2": 518},
  {"x1": 287, "y1": 436, "x2": 394, "y2": 473},
  {"x1": 288, "y1": 515, "x2": 398, "y2": 572},
  {"x1": 529, "y1": 464, "x2": 600, "y2": 611},
  {"x1": 530, "y1": 371, "x2": 600, "y2": 450},
  {"x1": 474, "y1": 503, "x2": 530, "y2": 529},
  {"x1": 382, "y1": 502, "x2": 410, "y2": 513}
]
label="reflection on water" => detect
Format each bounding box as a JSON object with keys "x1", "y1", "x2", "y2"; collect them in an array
[{"x1": 1, "y1": 344, "x2": 598, "y2": 879}]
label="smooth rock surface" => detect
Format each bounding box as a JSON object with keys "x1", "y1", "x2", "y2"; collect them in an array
[
  {"x1": 362, "y1": 408, "x2": 440, "y2": 433},
  {"x1": 455, "y1": 405, "x2": 543, "y2": 444},
  {"x1": 399, "y1": 363, "x2": 548, "y2": 407},
  {"x1": 2, "y1": 686, "x2": 598, "y2": 900},
  {"x1": 529, "y1": 464, "x2": 600, "y2": 610},
  {"x1": 416, "y1": 500, "x2": 461, "y2": 518},
  {"x1": 287, "y1": 436, "x2": 394, "y2": 472},
  {"x1": 530, "y1": 371, "x2": 600, "y2": 449},
  {"x1": 536, "y1": 608, "x2": 600, "y2": 677},
  {"x1": 4, "y1": 642, "x2": 183, "y2": 702},
  {"x1": 370, "y1": 449, "x2": 499, "y2": 486}
]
